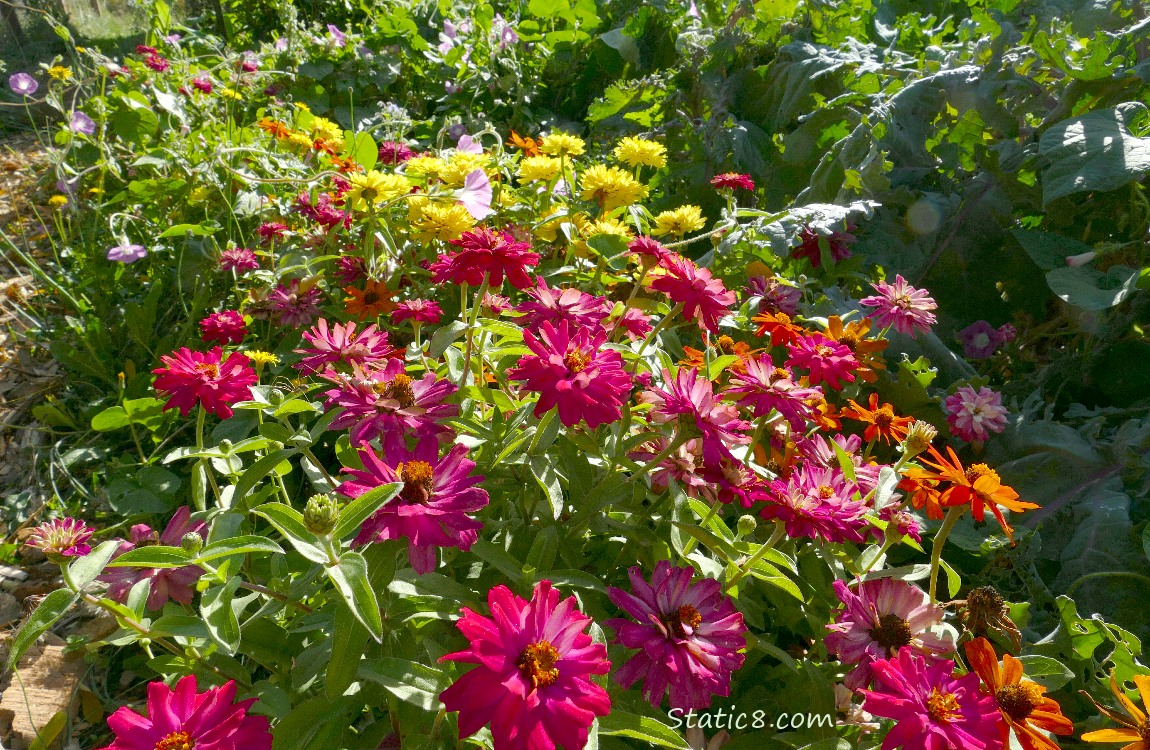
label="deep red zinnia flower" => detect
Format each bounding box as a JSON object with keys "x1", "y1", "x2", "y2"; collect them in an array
[
  {"x1": 792, "y1": 225, "x2": 856, "y2": 268},
  {"x1": 507, "y1": 320, "x2": 632, "y2": 429},
  {"x1": 648, "y1": 253, "x2": 736, "y2": 333},
  {"x1": 439, "y1": 580, "x2": 611, "y2": 750},
  {"x1": 96, "y1": 674, "x2": 271, "y2": 750},
  {"x1": 191, "y1": 76, "x2": 212, "y2": 94},
  {"x1": 378, "y1": 140, "x2": 415, "y2": 164},
  {"x1": 152, "y1": 347, "x2": 257, "y2": 419},
  {"x1": 257, "y1": 222, "x2": 289, "y2": 241},
  {"x1": 218, "y1": 247, "x2": 260, "y2": 273},
  {"x1": 334, "y1": 254, "x2": 368, "y2": 285},
  {"x1": 145, "y1": 54, "x2": 170, "y2": 72},
  {"x1": 710, "y1": 172, "x2": 754, "y2": 191},
  {"x1": 429, "y1": 228, "x2": 541, "y2": 289},
  {"x1": 336, "y1": 437, "x2": 489, "y2": 574},
  {"x1": 607, "y1": 561, "x2": 747, "y2": 711},
  {"x1": 199, "y1": 310, "x2": 247, "y2": 345}
]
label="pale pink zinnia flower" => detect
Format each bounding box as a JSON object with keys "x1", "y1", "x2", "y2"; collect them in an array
[
  {"x1": 439, "y1": 580, "x2": 611, "y2": 750},
  {"x1": 860, "y1": 648, "x2": 1002, "y2": 750},
  {"x1": 294, "y1": 319, "x2": 397, "y2": 374},
  {"x1": 26, "y1": 518, "x2": 94, "y2": 559},
  {"x1": 152, "y1": 347, "x2": 257, "y2": 419},
  {"x1": 944, "y1": 385, "x2": 1008, "y2": 442},
  {"x1": 96, "y1": 674, "x2": 271, "y2": 750},
  {"x1": 607, "y1": 561, "x2": 747, "y2": 710},
  {"x1": 638, "y1": 367, "x2": 750, "y2": 463},
  {"x1": 859, "y1": 275, "x2": 938, "y2": 337},
  {"x1": 98, "y1": 507, "x2": 207, "y2": 610},
  {"x1": 824, "y1": 578, "x2": 955, "y2": 691},
  {"x1": 337, "y1": 437, "x2": 488, "y2": 574}
]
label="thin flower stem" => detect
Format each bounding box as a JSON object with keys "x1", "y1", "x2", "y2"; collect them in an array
[
  {"x1": 724, "y1": 521, "x2": 786, "y2": 592},
  {"x1": 633, "y1": 302, "x2": 683, "y2": 365},
  {"x1": 929, "y1": 507, "x2": 965, "y2": 603},
  {"x1": 196, "y1": 407, "x2": 223, "y2": 510},
  {"x1": 681, "y1": 498, "x2": 720, "y2": 557},
  {"x1": 459, "y1": 277, "x2": 490, "y2": 388}
]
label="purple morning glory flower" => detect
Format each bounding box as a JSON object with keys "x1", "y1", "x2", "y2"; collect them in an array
[
  {"x1": 8, "y1": 72, "x2": 38, "y2": 97},
  {"x1": 957, "y1": 320, "x2": 1002, "y2": 359},
  {"x1": 70, "y1": 111, "x2": 96, "y2": 135},
  {"x1": 456, "y1": 133, "x2": 483, "y2": 154},
  {"x1": 327, "y1": 24, "x2": 346, "y2": 47},
  {"x1": 447, "y1": 122, "x2": 467, "y2": 139},
  {"x1": 108, "y1": 244, "x2": 148, "y2": 263}
]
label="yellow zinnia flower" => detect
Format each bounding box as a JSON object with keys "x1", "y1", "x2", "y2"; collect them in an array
[
  {"x1": 579, "y1": 165, "x2": 648, "y2": 212},
  {"x1": 285, "y1": 132, "x2": 314, "y2": 152},
  {"x1": 310, "y1": 117, "x2": 344, "y2": 144},
  {"x1": 48, "y1": 195, "x2": 69, "y2": 209},
  {"x1": 441, "y1": 152, "x2": 490, "y2": 188},
  {"x1": 517, "y1": 155, "x2": 562, "y2": 184},
  {"x1": 540, "y1": 132, "x2": 586, "y2": 157},
  {"x1": 652, "y1": 205, "x2": 706, "y2": 236},
  {"x1": 246, "y1": 350, "x2": 279, "y2": 370},
  {"x1": 345, "y1": 170, "x2": 411, "y2": 210},
  {"x1": 403, "y1": 156, "x2": 447, "y2": 180},
  {"x1": 409, "y1": 201, "x2": 475, "y2": 242},
  {"x1": 614, "y1": 137, "x2": 667, "y2": 169},
  {"x1": 47, "y1": 66, "x2": 73, "y2": 81}
]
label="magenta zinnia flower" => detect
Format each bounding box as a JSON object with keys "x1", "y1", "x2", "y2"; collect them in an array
[
  {"x1": 218, "y1": 247, "x2": 260, "y2": 273},
  {"x1": 26, "y1": 517, "x2": 94, "y2": 559},
  {"x1": 957, "y1": 320, "x2": 1002, "y2": 359},
  {"x1": 726, "y1": 354, "x2": 821, "y2": 429},
  {"x1": 638, "y1": 367, "x2": 750, "y2": 462},
  {"x1": 199, "y1": 310, "x2": 247, "y2": 345},
  {"x1": 378, "y1": 140, "x2": 415, "y2": 164},
  {"x1": 96, "y1": 674, "x2": 271, "y2": 750},
  {"x1": 860, "y1": 275, "x2": 938, "y2": 338},
  {"x1": 861, "y1": 648, "x2": 1002, "y2": 750},
  {"x1": 786, "y1": 333, "x2": 858, "y2": 390},
  {"x1": 514, "y1": 278, "x2": 610, "y2": 331},
  {"x1": 648, "y1": 253, "x2": 736, "y2": 333},
  {"x1": 439, "y1": 580, "x2": 611, "y2": 750},
  {"x1": 392, "y1": 299, "x2": 443, "y2": 325},
  {"x1": 507, "y1": 320, "x2": 632, "y2": 429},
  {"x1": 791, "y1": 225, "x2": 856, "y2": 268},
  {"x1": 746, "y1": 275, "x2": 801, "y2": 316},
  {"x1": 710, "y1": 173, "x2": 754, "y2": 191},
  {"x1": 294, "y1": 319, "x2": 396, "y2": 374},
  {"x1": 152, "y1": 347, "x2": 257, "y2": 419},
  {"x1": 760, "y1": 465, "x2": 868, "y2": 544},
  {"x1": 321, "y1": 359, "x2": 458, "y2": 447},
  {"x1": 825, "y1": 578, "x2": 955, "y2": 691},
  {"x1": 607, "y1": 562, "x2": 746, "y2": 711},
  {"x1": 337, "y1": 438, "x2": 488, "y2": 574},
  {"x1": 98, "y1": 507, "x2": 207, "y2": 610},
  {"x1": 944, "y1": 385, "x2": 1008, "y2": 442},
  {"x1": 429, "y1": 228, "x2": 540, "y2": 289},
  {"x1": 267, "y1": 279, "x2": 322, "y2": 327},
  {"x1": 257, "y1": 222, "x2": 289, "y2": 241}
]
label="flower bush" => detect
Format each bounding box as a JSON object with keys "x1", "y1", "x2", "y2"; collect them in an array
[{"x1": 2, "y1": 0, "x2": 1149, "y2": 749}]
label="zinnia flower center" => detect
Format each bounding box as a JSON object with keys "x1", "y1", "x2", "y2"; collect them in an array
[
  {"x1": 519, "y1": 640, "x2": 560, "y2": 690},
  {"x1": 363, "y1": 290, "x2": 380, "y2": 305},
  {"x1": 398, "y1": 460, "x2": 435, "y2": 502},
  {"x1": 816, "y1": 345, "x2": 834, "y2": 357},
  {"x1": 155, "y1": 731, "x2": 194, "y2": 750},
  {"x1": 376, "y1": 373, "x2": 415, "y2": 407},
  {"x1": 193, "y1": 362, "x2": 221, "y2": 379},
  {"x1": 963, "y1": 463, "x2": 998, "y2": 484},
  {"x1": 995, "y1": 682, "x2": 1045, "y2": 721},
  {"x1": 564, "y1": 349, "x2": 591, "y2": 373},
  {"x1": 663, "y1": 603, "x2": 703, "y2": 638},
  {"x1": 817, "y1": 485, "x2": 835, "y2": 499},
  {"x1": 894, "y1": 294, "x2": 913, "y2": 310},
  {"x1": 874, "y1": 407, "x2": 894, "y2": 429},
  {"x1": 925, "y1": 688, "x2": 961, "y2": 723},
  {"x1": 839, "y1": 332, "x2": 859, "y2": 349},
  {"x1": 717, "y1": 335, "x2": 735, "y2": 354},
  {"x1": 869, "y1": 613, "x2": 913, "y2": 651}
]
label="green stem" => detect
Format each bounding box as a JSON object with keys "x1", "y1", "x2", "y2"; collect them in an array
[
  {"x1": 929, "y1": 507, "x2": 965, "y2": 603},
  {"x1": 725, "y1": 521, "x2": 786, "y2": 591},
  {"x1": 681, "y1": 498, "x2": 721, "y2": 557},
  {"x1": 196, "y1": 407, "x2": 222, "y2": 509}
]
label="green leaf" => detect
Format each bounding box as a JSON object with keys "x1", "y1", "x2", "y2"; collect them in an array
[
  {"x1": 1010, "y1": 229, "x2": 1091, "y2": 272},
  {"x1": 1039, "y1": 103, "x2": 1150, "y2": 205},
  {"x1": 196, "y1": 536, "x2": 284, "y2": 563},
  {"x1": 105, "y1": 466, "x2": 183, "y2": 515},
  {"x1": 344, "y1": 130, "x2": 378, "y2": 172},
  {"x1": 1044, "y1": 265, "x2": 1140, "y2": 311},
  {"x1": 470, "y1": 538, "x2": 526, "y2": 584},
  {"x1": 326, "y1": 551, "x2": 383, "y2": 641},
  {"x1": 529, "y1": 456, "x2": 564, "y2": 520},
  {"x1": 326, "y1": 602, "x2": 369, "y2": 700},
  {"x1": 939, "y1": 559, "x2": 962, "y2": 598},
  {"x1": 357, "y1": 658, "x2": 452, "y2": 710},
  {"x1": 6, "y1": 588, "x2": 79, "y2": 669},
  {"x1": 232, "y1": 449, "x2": 299, "y2": 504},
  {"x1": 91, "y1": 406, "x2": 130, "y2": 431},
  {"x1": 158, "y1": 223, "x2": 219, "y2": 238},
  {"x1": 201, "y1": 577, "x2": 242, "y2": 654},
  {"x1": 598, "y1": 711, "x2": 690, "y2": 750},
  {"x1": 67, "y1": 540, "x2": 121, "y2": 588},
  {"x1": 1017, "y1": 655, "x2": 1075, "y2": 691},
  {"x1": 254, "y1": 503, "x2": 330, "y2": 564},
  {"x1": 332, "y1": 482, "x2": 402, "y2": 541},
  {"x1": 106, "y1": 545, "x2": 195, "y2": 569}
]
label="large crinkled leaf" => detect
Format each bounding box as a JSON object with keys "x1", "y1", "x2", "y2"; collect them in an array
[
  {"x1": 1039, "y1": 103, "x2": 1150, "y2": 205},
  {"x1": 1045, "y1": 264, "x2": 1141, "y2": 311}
]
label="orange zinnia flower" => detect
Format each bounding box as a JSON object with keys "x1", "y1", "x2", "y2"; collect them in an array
[
  {"x1": 509, "y1": 130, "x2": 541, "y2": 157},
  {"x1": 257, "y1": 117, "x2": 292, "y2": 139},
  {"x1": 965, "y1": 637, "x2": 1073, "y2": 750},
  {"x1": 343, "y1": 280, "x2": 397, "y2": 319},
  {"x1": 680, "y1": 336, "x2": 755, "y2": 375},
  {"x1": 752, "y1": 310, "x2": 805, "y2": 347},
  {"x1": 807, "y1": 396, "x2": 842, "y2": 431},
  {"x1": 843, "y1": 392, "x2": 912, "y2": 444},
  {"x1": 1081, "y1": 670, "x2": 1150, "y2": 750},
  {"x1": 912, "y1": 446, "x2": 1039, "y2": 539},
  {"x1": 824, "y1": 315, "x2": 887, "y2": 382},
  {"x1": 327, "y1": 154, "x2": 364, "y2": 173},
  {"x1": 753, "y1": 439, "x2": 798, "y2": 480}
]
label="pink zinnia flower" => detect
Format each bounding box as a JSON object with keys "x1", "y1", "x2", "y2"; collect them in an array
[
  {"x1": 199, "y1": 310, "x2": 247, "y2": 345},
  {"x1": 26, "y1": 517, "x2": 94, "y2": 558},
  {"x1": 337, "y1": 438, "x2": 489, "y2": 574},
  {"x1": 825, "y1": 578, "x2": 954, "y2": 692},
  {"x1": 295, "y1": 192, "x2": 349, "y2": 229},
  {"x1": 514, "y1": 278, "x2": 610, "y2": 331},
  {"x1": 698, "y1": 455, "x2": 772, "y2": 508},
  {"x1": 334, "y1": 254, "x2": 367, "y2": 284},
  {"x1": 648, "y1": 253, "x2": 736, "y2": 333},
  {"x1": 861, "y1": 648, "x2": 1002, "y2": 750},
  {"x1": 145, "y1": 54, "x2": 170, "y2": 72},
  {"x1": 792, "y1": 225, "x2": 856, "y2": 268},
  {"x1": 96, "y1": 674, "x2": 271, "y2": 750},
  {"x1": 218, "y1": 247, "x2": 260, "y2": 273},
  {"x1": 638, "y1": 367, "x2": 750, "y2": 462},
  {"x1": 606, "y1": 305, "x2": 653, "y2": 342},
  {"x1": 760, "y1": 465, "x2": 868, "y2": 544},
  {"x1": 628, "y1": 235, "x2": 671, "y2": 263},
  {"x1": 710, "y1": 173, "x2": 754, "y2": 191},
  {"x1": 295, "y1": 319, "x2": 396, "y2": 374},
  {"x1": 786, "y1": 333, "x2": 858, "y2": 390},
  {"x1": 957, "y1": 320, "x2": 1002, "y2": 359},
  {"x1": 629, "y1": 438, "x2": 708, "y2": 497},
  {"x1": 482, "y1": 292, "x2": 512, "y2": 314},
  {"x1": 746, "y1": 275, "x2": 801, "y2": 316},
  {"x1": 98, "y1": 507, "x2": 207, "y2": 610},
  {"x1": 797, "y1": 433, "x2": 881, "y2": 496},
  {"x1": 267, "y1": 279, "x2": 322, "y2": 327},
  {"x1": 378, "y1": 140, "x2": 415, "y2": 164},
  {"x1": 392, "y1": 299, "x2": 443, "y2": 325},
  {"x1": 152, "y1": 347, "x2": 257, "y2": 419},
  {"x1": 607, "y1": 562, "x2": 747, "y2": 711},
  {"x1": 944, "y1": 385, "x2": 1008, "y2": 442},
  {"x1": 321, "y1": 359, "x2": 458, "y2": 447},
  {"x1": 726, "y1": 354, "x2": 821, "y2": 429},
  {"x1": 257, "y1": 222, "x2": 289, "y2": 241},
  {"x1": 430, "y1": 228, "x2": 540, "y2": 289},
  {"x1": 507, "y1": 320, "x2": 632, "y2": 429},
  {"x1": 860, "y1": 275, "x2": 938, "y2": 337},
  {"x1": 191, "y1": 76, "x2": 212, "y2": 94},
  {"x1": 439, "y1": 580, "x2": 611, "y2": 750}
]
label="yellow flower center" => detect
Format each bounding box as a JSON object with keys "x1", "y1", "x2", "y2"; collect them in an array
[
  {"x1": 193, "y1": 363, "x2": 220, "y2": 379},
  {"x1": 926, "y1": 688, "x2": 961, "y2": 723},
  {"x1": 374, "y1": 373, "x2": 415, "y2": 408},
  {"x1": 816, "y1": 345, "x2": 834, "y2": 357},
  {"x1": 868, "y1": 613, "x2": 913, "y2": 651},
  {"x1": 874, "y1": 406, "x2": 895, "y2": 429},
  {"x1": 519, "y1": 640, "x2": 560, "y2": 690},
  {"x1": 564, "y1": 349, "x2": 591, "y2": 373},
  {"x1": 963, "y1": 463, "x2": 998, "y2": 484},
  {"x1": 817, "y1": 485, "x2": 835, "y2": 499},
  {"x1": 398, "y1": 460, "x2": 434, "y2": 503},
  {"x1": 995, "y1": 682, "x2": 1045, "y2": 721},
  {"x1": 717, "y1": 335, "x2": 735, "y2": 354},
  {"x1": 155, "y1": 732, "x2": 194, "y2": 750}
]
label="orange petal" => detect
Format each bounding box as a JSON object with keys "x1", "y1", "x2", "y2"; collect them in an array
[
  {"x1": 964, "y1": 637, "x2": 1003, "y2": 689},
  {"x1": 1134, "y1": 675, "x2": 1150, "y2": 717},
  {"x1": 1112, "y1": 673, "x2": 1148, "y2": 724},
  {"x1": 1000, "y1": 653, "x2": 1024, "y2": 685},
  {"x1": 1081, "y1": 728, "x2": 1141, "y2": 743}
]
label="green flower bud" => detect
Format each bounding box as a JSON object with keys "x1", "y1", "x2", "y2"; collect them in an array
[
  {"x1": 218, "y1": 439, "x2": 234, "y2": 453},
  {"x1": 181, "y1": 531, "x2": 204, "y2": 554},
  {"x1": 268, "y1": 388, "x2": 285, "y2": 407},
  {"x1": 304, "y1": 493, "x2": 340, "y2": 536},
  {"x1": 737, "y1": 515, "x2": 757, "y2": 537},
  {"x1": 902, "y1": 420, "x2": 938, "y2": 458}
]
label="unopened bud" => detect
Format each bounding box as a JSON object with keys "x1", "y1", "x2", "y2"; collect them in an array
[
  {"x1": 902, "y1": 420, "x2": 938, "y2": 457},
  {"x1": 181, "y1": 531, "x2": 204, "y2": 554},
  {"x1": 268, "y1": 388, "x2": 285, "y2": 406},
  {"x1": 218, "y1": 439, "x2": 234, "y2": 453},
  {"x1": 304, "y1": 493, "x2": 340, "y2": 535},
  {"x1": 736, "y1": 515, "x2": 757, "y2": 537}
]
